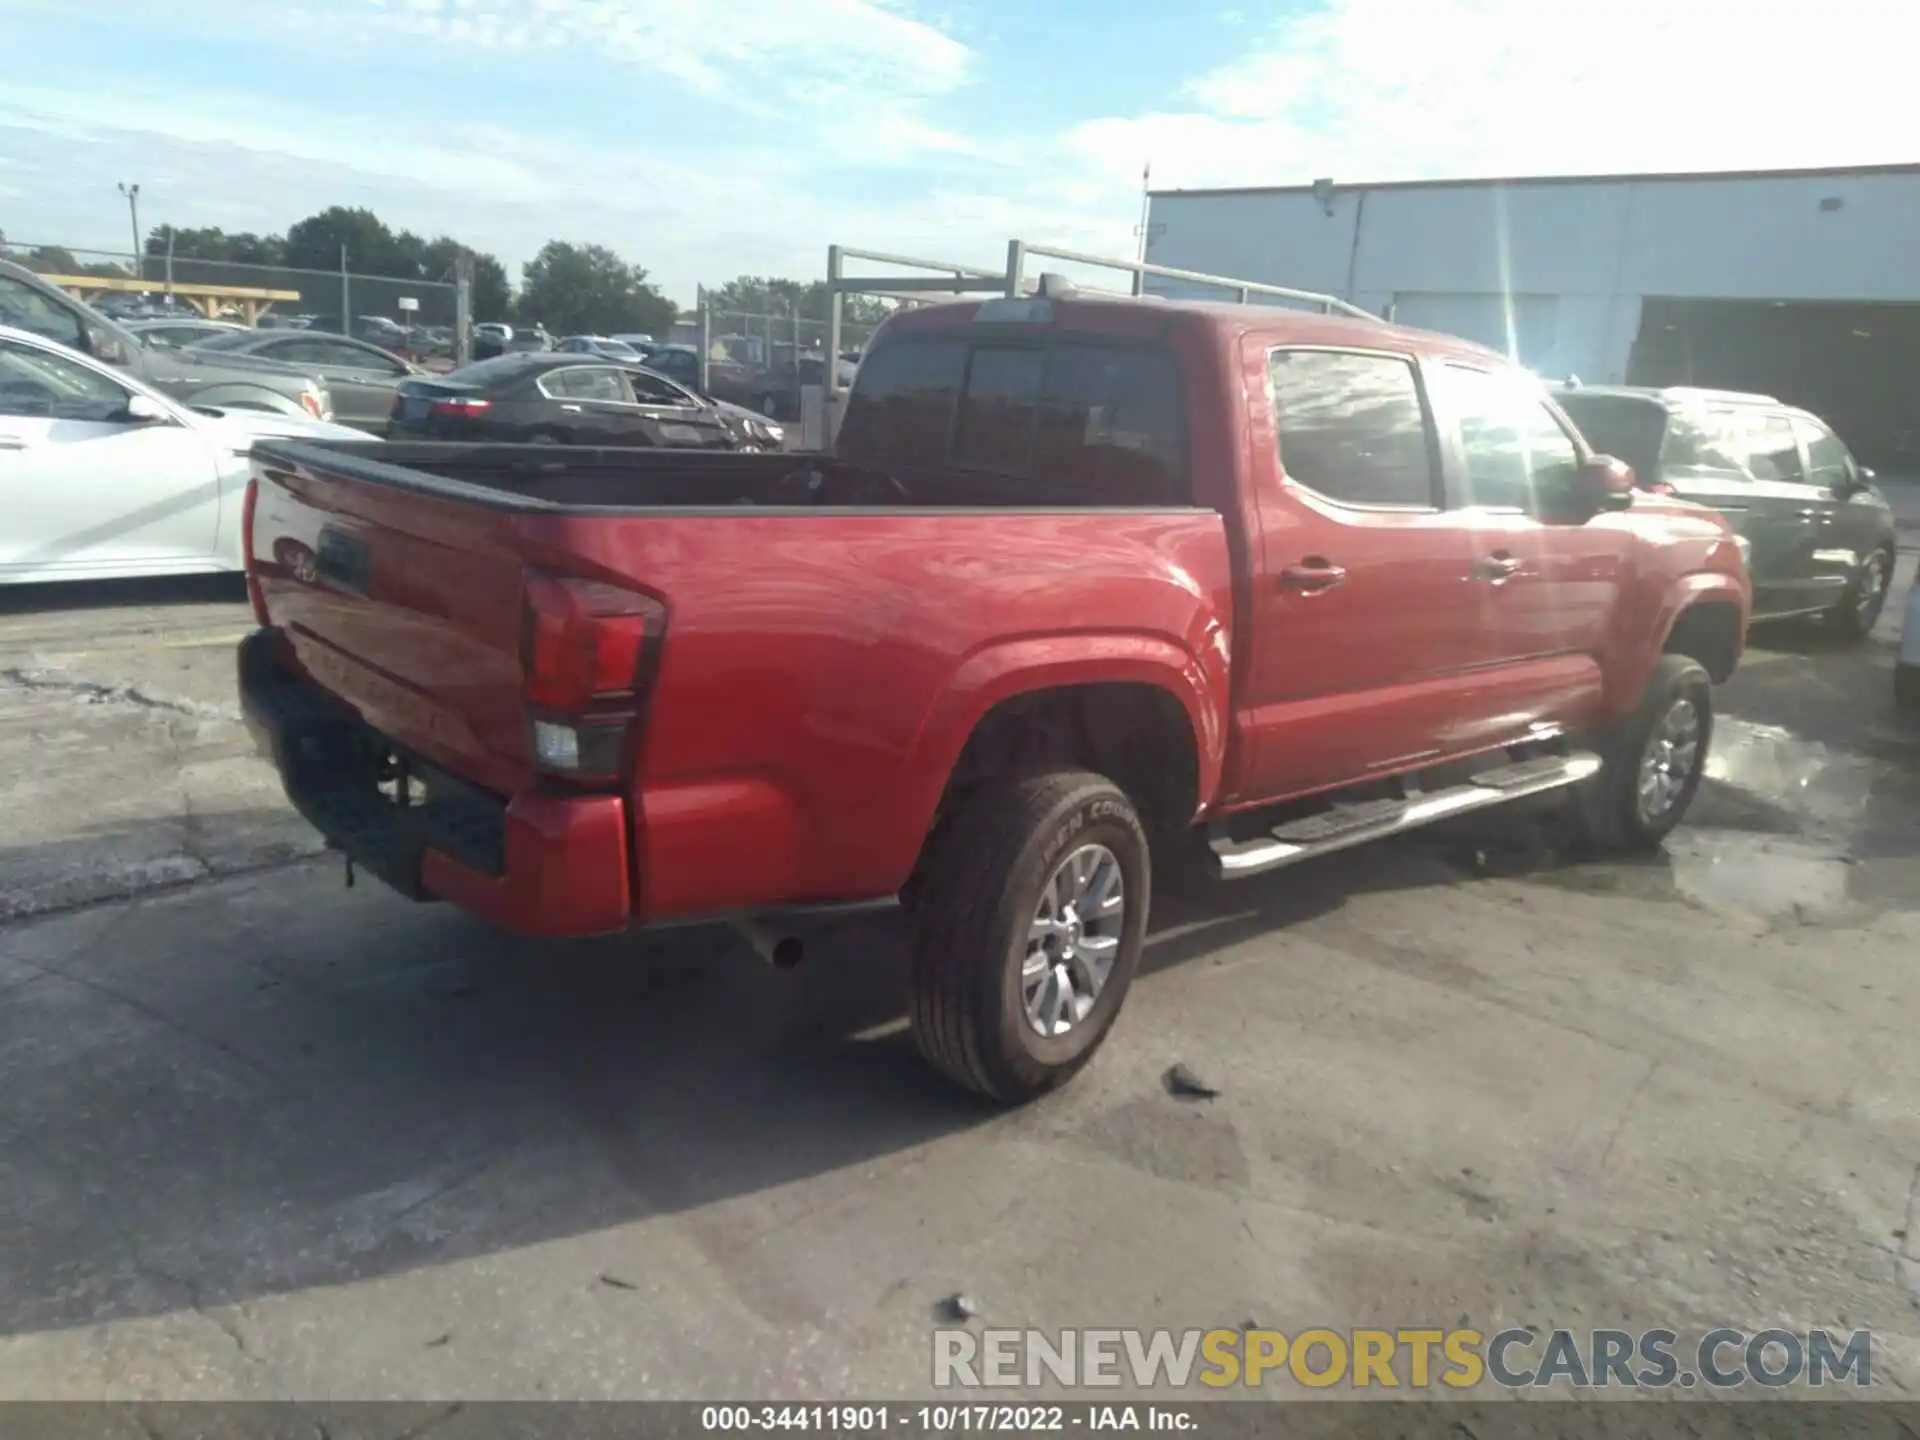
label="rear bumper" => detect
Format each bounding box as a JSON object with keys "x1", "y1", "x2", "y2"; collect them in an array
[{"x1": 238, "y1": 629, "x2": 632, "y2": 937}]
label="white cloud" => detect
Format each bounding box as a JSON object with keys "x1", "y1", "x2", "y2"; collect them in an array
[
  {"x1": 1068, "y1": 0, "x2": 1920, "y2": 193},
  {"x1": 351, "y1": 0, "x2": 972, "y2": 131},
  {"x1": 11, "y1": 0, "x2": 1914, "y2": 308}
]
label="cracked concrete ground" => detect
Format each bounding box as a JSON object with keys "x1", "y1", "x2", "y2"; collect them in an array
[{"x1": 0, "y1": 562, "x2": 1918, "y2": 1404}]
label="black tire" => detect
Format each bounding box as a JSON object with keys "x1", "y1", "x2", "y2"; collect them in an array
[
  {"x1": 1828, "y1": 546, "x2": 1894, "y2": 640},
  {"x1": 1574, "y1": 654, "x2": 1714, "y2": 852},
  {"x1": 908, "y1": 770, "x2": 1150, "y2": 1102}
]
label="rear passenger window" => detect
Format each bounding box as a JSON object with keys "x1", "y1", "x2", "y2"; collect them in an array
[
  {"x1": 1663, "y1": 410, "x2": 1749, "y2": 474},
  {"x1": 838, "y1": 337, "x2": 1186, "y2": 502},
  {"x1": 1032, "y1": 345, "x2": 1185, "y2": 503},
  {"x1": 1746, "y1": 413, "x2": 1805, "y2": 482},
  {"x1": 836, "y1": 339, "x2": 965, "y2": 468},
  {"x1": 954, "y1": 347, "x2": 1044, "y2": 474},
  {"x1": 1267, "y1": 349, "x2": 1436, "y2": 508}
]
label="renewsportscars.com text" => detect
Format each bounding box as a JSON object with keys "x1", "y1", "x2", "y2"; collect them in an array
[{"x1": 932, "y1": 1327, "x2": 1873, "y2": 1391}]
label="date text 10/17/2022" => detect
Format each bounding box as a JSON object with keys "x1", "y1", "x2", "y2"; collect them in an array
[{"x1": 700, "y1": 1405, "x2": 1197, "y2": 1432}]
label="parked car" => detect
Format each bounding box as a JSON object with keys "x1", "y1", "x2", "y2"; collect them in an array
[
  {"x1": 610, "y1": 333, "x2": 657, "y2": 351},
  {"x1": 634, "y1": 342, "x2": 763, "y2": 409},
  {"x1": 385, "y1": 353, "x2": 782, "y2": 450},
  {"x1": 0, "y1": 325, "x2": 365, "y2": 583},
  {"x1": 1554, "y1": 384, "x2": 1897, "y2": 638},
  {"x1": 0, "y1": 257, "x2": 332, "y2": 421},
  {"x1": 555, "y1": 335, "x2": 647, "y2": 362},
  {"x1": 736, "y1": 353, "x2": 859, "y2": 420},
  {"x1": 126, "y1": 318, "x2": 249, "y2": 351},
  {"x1": 240, "y1": 276, "x2": 1748, "y2": 1101},
  {"x1": 185, "y1": 328, "x2": 420, "y2": 434},
  {"x1": 505, "y1": 324, "x2": 553, "y2": 354}
]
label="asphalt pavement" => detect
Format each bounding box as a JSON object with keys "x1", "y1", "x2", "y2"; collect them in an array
[{"x1": 0, "y1": 561, "x2": 1917, "y2": 1403}]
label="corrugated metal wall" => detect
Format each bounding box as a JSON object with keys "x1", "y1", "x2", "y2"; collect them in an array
[{"x1": 1146, "y1": 169, "x2": 1920, "y2": 385}]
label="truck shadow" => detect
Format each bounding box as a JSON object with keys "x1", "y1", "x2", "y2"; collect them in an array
[{"x1": 0, "y1": 806, "x2": 1526, "y2": 1343}]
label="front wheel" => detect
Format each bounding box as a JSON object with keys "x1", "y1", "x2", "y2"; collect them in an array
[
  {"x1": 908, "y1": 771, "x2": 1150, "y2": 1101},
  {"x1": 1828, "y1": 546, "x2": 1893, "y2": 640},
  {"x1": 1574, "y1": 654, "x2": 1714, "y2": 852}
]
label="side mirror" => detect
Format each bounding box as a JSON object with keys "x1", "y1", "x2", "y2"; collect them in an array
[
  {"x1": 87, "y1": 327, "x2": 132, "y2": 367},
  {"x1": 1574, "y1": 454, "x2": 1636, "y2": 513},
  {"x1": 122, "y1": 394, "x2": 168, "y2": 424}
]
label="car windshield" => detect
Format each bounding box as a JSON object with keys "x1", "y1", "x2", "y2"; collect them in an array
[{"x1": 1554, "y1": 392, "x2": 1668, "y2": 477}]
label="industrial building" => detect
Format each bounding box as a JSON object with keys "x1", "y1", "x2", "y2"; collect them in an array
[{"x1": 1144, "y1": 163, "x2": 1920, "y2": 467}]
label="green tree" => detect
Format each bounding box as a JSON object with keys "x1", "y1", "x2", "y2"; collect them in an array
[
  {"x1": 283, "y1": 206, "x2": 417, "y2": 276},
  {"x1": 147, "y1": 226, "x2": 285, "y2": 266},
  {"x1": 514, "y1": 241, "x2": 674, "y2": 337},
  {"x1": 419, "y1": 236, "x2": 511, "y2": 321},
  {"x1": 15, "y1": 244, "x2": 128, "y2": 278}
]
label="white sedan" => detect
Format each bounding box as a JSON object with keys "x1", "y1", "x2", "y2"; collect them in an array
[{"x1": 0, "y1": 324, "x2": 368, "y2": 585}]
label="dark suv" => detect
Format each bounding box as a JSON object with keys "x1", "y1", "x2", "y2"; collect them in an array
[{"x1": 1555, "y1": 385, "x2": 1896, "y2": 638}]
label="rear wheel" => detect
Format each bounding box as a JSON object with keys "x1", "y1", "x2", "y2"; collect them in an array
[
  {"x1": 1828, "y1": 546, "x2": 1893, "y2": 640},
  {"x1": 908, "y1": 771, "x2": 1149, "y2": 1101},
  {"x1": 1573, "y1": 654, "x2": 1714, "y2": 852}
]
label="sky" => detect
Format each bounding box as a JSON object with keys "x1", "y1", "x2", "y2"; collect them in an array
[{"x1": 1, "y1": 0, "x2": 1916, "y2": 306}]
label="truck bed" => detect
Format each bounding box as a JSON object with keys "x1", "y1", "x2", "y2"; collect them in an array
[
  {"x1": 245, "y1": 439, "x2": 1236, "y2": 925},
  {"x1": 265, "y1": 439, "x2": 1174, "y2": 512}
]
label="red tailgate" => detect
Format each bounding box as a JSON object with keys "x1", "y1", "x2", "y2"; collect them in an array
[{"x1": 249, "y1": 449, "x2": 535, "y2": 797}]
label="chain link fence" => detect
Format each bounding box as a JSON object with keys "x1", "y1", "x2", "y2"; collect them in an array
[{"x1": 2, "y1": 240, "x2": 459, "y2": 330}]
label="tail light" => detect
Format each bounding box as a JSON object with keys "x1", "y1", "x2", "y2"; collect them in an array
[
  {"x1": 520, "y1": 572, "x2": 666, "y2": 782},
  {"x1": 240, "y1": 476, "x2": 270, "y2": 626},
  {"x1": 430, "y1": 397, "x2": 491, "y2": 418},
  {"x1": 299, "y1": 386, "x2": 325, "y2": 420}
]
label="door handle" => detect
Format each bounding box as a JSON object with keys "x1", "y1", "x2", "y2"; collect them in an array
[
  {"x1": 561, "y1": 404, "x2": 583, "y2": 413},
  {"x1": 1471, "y1": 552, "x2": 1522, "y2": 581},
  {"x1": 1278, "y1": 558, "x2": 1347, "y2": 591}
]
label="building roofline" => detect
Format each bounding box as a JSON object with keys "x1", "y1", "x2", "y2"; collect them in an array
[{"x1": 1149, "y1": 160, "x2": 1920, "y2": 201}]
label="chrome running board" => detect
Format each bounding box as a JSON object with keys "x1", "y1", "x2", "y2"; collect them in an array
[{"x1": 1209, "y1": 751, "x2": 1602, "y2": 880}]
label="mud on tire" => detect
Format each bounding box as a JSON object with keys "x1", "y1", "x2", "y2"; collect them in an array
[{"x1": 908, "y1": 770, "x2": 1150, "y2": 1102}]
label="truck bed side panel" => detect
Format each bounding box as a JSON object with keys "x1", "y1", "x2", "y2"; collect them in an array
[{"x1": 513, "y1": 508, "x2": 1235, "y2": 917}]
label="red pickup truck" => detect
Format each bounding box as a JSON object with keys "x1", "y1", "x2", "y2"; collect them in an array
[{"x1": 239, "y1": 281, "x2": 1750, "y2": 1100}]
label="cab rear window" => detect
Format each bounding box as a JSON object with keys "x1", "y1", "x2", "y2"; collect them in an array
[{"x1": 838, "y1": 335, "x2": 1187, "y2": 504}]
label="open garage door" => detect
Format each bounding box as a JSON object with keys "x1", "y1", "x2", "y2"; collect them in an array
[{"x1": 1628, "y1": 298, "x2": 1920, "y2": 470}]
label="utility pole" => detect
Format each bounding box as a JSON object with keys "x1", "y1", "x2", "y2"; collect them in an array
[
  {"x1": 454, "y1": 248, "x2": 474, "y2": 367},
  {"x1": 117, "y1": 182, "x2": 141, "y2": 281},
  {"x1": 1134, "y1": 162, "x2": 1152, "y2": 264}
]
